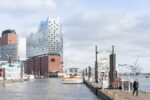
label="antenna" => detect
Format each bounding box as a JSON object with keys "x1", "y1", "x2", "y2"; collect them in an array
[{"x1": 112, "y1": 45, "x2": 114, "y2": 54}]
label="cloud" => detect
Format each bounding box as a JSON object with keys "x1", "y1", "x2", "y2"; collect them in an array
[
  {"x1": 63, "y1": 0, "x2": 78, "y2": 6},
  {"x1": 0, "y1": 0, "x2": 56, "y2": 13},
  {"x1": 0, "y1": 0, "x2": 150, "y2": 72},
  {"x1": 64, "y1": 11, "x2": 125, "y2": 41},
  {"x1": 0, "y1": 0, "x2": 58, "y2": 38},
  {"x1": 62, "y1": 10, "x2": 150, "y2": 70}
]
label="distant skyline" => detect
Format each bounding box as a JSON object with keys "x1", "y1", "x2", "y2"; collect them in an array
[{"x1": 0, "y1": 0, "x2": 150, "y2": 72}]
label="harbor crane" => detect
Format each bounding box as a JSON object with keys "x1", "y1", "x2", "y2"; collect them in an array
[
  {"x1": 129, "y1": 58, "x2": 142, "y2": 75},
  {"x1": 118, "y1": 58, "x2": 142, "y2": 75}
]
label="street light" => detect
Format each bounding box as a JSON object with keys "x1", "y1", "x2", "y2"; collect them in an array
[
  {"x1": 2, "y1": 68, "x2": 5, "y2": 87},
  {"x1": 95, "y1": 46, "x2": 98, "y2": 83}
]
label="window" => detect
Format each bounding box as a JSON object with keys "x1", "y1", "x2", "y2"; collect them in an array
[{"x1": 51, "y1": 58, "x2": 55, "y2": 62}]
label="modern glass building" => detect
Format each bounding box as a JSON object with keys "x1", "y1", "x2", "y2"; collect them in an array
[
  {"x1": 26, "y1": 16, "x2": 63, "y2": 58},
  {"x1": 26, "y1": 16, "x2": 63, "y2": 76}
]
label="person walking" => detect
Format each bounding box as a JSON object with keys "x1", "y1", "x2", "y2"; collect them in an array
[{"x1": 133, "y1": 79, "x2": 139, "y2": 96}]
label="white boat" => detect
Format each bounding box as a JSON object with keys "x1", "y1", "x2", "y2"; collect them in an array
[
  {"x1": 63, "y1": 68, "x2": 83, "y2": 84},
  {"x1": 29, "y1": 75, "x2": 35, "y2": 79}
]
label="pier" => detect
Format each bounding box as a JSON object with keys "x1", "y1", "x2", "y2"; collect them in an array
[{"x1": 84, "y1": 80, "x2": 150, "y2": 100}]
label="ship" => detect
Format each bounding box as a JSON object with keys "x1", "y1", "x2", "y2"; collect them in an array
[{"x1": 63, "y1": 68, "x2": 83, "y2": 84}]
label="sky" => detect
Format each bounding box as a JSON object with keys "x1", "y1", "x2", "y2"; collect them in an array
[{"x1": 0, "y1": 0, "x2": 150, "y2": 72}]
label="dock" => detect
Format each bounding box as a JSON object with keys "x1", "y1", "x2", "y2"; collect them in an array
[
  {"x1": 106, "y1": 89, "x2": 150, "y2": 100},
  {"x1": 84, "y1": 80, "x2": 150, "y2": 100}
]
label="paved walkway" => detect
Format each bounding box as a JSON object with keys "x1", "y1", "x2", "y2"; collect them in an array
[{"x1": 102, "y1": 89, "x2": 150, "y2": 100}]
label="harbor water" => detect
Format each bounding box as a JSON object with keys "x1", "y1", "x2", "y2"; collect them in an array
[
  {"x1": 0, "y1": 78, "x2": 100, "y2": 100},
  {"x1": 120, "y1": 74, "x2": 150, "y2": 92}
]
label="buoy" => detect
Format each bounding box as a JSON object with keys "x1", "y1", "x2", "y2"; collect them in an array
[{"x1": 106, "y1": 90, "x2": 109, "y2": 94}]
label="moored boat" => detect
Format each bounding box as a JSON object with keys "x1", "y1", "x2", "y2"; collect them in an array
[
  {"x1": 63, "y1": 68, "x2": 83, "y2": 84},
  {"x1": 145, "y1": 76, "x2": 149, "y2": 78}
]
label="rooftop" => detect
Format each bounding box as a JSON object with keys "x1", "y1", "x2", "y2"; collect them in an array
[{"x1": 2, "y1": 29, "x2": 16, "y2": 36}]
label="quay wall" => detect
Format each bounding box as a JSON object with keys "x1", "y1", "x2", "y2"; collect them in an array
[{"x1": 84, "y1": 81, "x2": 112, "y2": 100}]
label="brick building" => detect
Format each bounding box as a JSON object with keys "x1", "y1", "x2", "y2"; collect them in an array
[
  {"x1": 26, "y1": 17, "x2": 63, "y2": 77},
  {"x1": 0, "y1": 29, "x2": 18, "y2": 61}
]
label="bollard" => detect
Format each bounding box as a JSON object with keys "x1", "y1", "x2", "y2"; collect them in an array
[
  {"x1": 145, "y1": 90, "x2": 149, "y2": 95},
  {"x1": 3, "y1": 78, "x2": 5, "y2": 87},
  {"x1": 122, "y1": 81, "x2": 124, "y2": 91},
  {"x1": 106, "y1": 90, "x2": 109, "y2": 94},
  {"x1": 145, "y1": 91, "x2": 148, "y2": 95},
  {"x1": 113, "y1": 93, "x2": 118, "y2": 100}
]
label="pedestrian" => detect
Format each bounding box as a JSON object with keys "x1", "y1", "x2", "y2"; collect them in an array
[{"x1": 133, "y1": 79, "x2": 139, "y2": 96}]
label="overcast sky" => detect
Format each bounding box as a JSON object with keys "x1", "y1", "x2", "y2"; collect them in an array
[{"x1": 0, "y1": 0, "x2": 150, "y2": 72}]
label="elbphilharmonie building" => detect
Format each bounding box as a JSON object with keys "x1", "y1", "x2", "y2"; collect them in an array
[
  {"x1": 26, "y1": 16, "x2": 63, "y2": 57},
  {"x1": 26, "y1": 17, "x2": 63, "y2": 76}
]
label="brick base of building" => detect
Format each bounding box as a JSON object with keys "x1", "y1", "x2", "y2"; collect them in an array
[{"x1": 25, "y1": 55, "x2": 63, "y2": 77}]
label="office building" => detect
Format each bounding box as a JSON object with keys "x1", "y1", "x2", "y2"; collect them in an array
[{"x1": 0, "y1": 29, "x2": 18, "y2": 62}]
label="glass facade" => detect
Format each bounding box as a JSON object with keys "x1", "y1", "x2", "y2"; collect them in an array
[
  {"x1": 0, "y1": 29, "x2": 18, "y2": 62},
  {"x1": 0, "y1": 44, "x2": 18, "y2": 61},
  {"x1": 26, "y1": 16, "x2": 63, "y2": 58}
]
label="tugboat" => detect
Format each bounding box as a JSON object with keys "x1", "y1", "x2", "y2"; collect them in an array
[{"x1": 63, "y1": 68, "x2": 83, "y2": 84}]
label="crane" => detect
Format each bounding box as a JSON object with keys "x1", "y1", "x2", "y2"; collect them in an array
[{"x1": 129, "y1": 58, "x2": 141, "y2": 75}]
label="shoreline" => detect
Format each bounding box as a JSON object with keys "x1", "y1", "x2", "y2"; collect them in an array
[{"x1": 0, "y1": 79, "x2": 29, "y2": 85}]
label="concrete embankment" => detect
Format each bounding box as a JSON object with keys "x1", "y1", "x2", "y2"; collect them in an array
[
  {"x1": 84, "y1": 80, "x2": 150, "y2": 100},
  {"x1": 84, "y1": 81, "x2": 113, "y2": 100}
]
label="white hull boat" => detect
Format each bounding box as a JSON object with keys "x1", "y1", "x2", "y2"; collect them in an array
[
  {"x1": 63, "y1": 77, "x2": 83, "y2": 84},
  {"x1": 63, "y1": 68, "x2": 83, "y2": 84}
]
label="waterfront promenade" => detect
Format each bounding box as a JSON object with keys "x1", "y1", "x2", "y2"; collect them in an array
[
  {"x1": 84, "y1": 80, "x2": 150, "y2": 100},
  {"x1": 106, "y1": 89, "x2": 150, "y2": 100}
]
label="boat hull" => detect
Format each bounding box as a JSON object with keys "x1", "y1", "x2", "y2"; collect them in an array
[{"x1": 63, "y1": 79, "x2": 83, "y2": 84}]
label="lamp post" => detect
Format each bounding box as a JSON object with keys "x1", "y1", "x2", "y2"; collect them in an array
[
  {"x1": 2, "y1": 68, "x2": 5, "y2": 86},
  {"x1": 128, "y1": 73, "x2": 131, "y2": 93},
  {"x1": 88, "y1": 66, "x2": 91, "y2": 81},
  {"x1": 126, "y1": 65, "x2": 131, "y2": 93},
  {"x1": 95, "y1": 46, "x2": 98, "y2": 83}
]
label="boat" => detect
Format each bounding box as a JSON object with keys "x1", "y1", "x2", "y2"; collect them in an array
[
  {"x1": 145, "y1": 76, "x2": 149, "y2": 78},
  {"x1": 63, "y1": 68, "x2": 83, "y2": 84}
]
